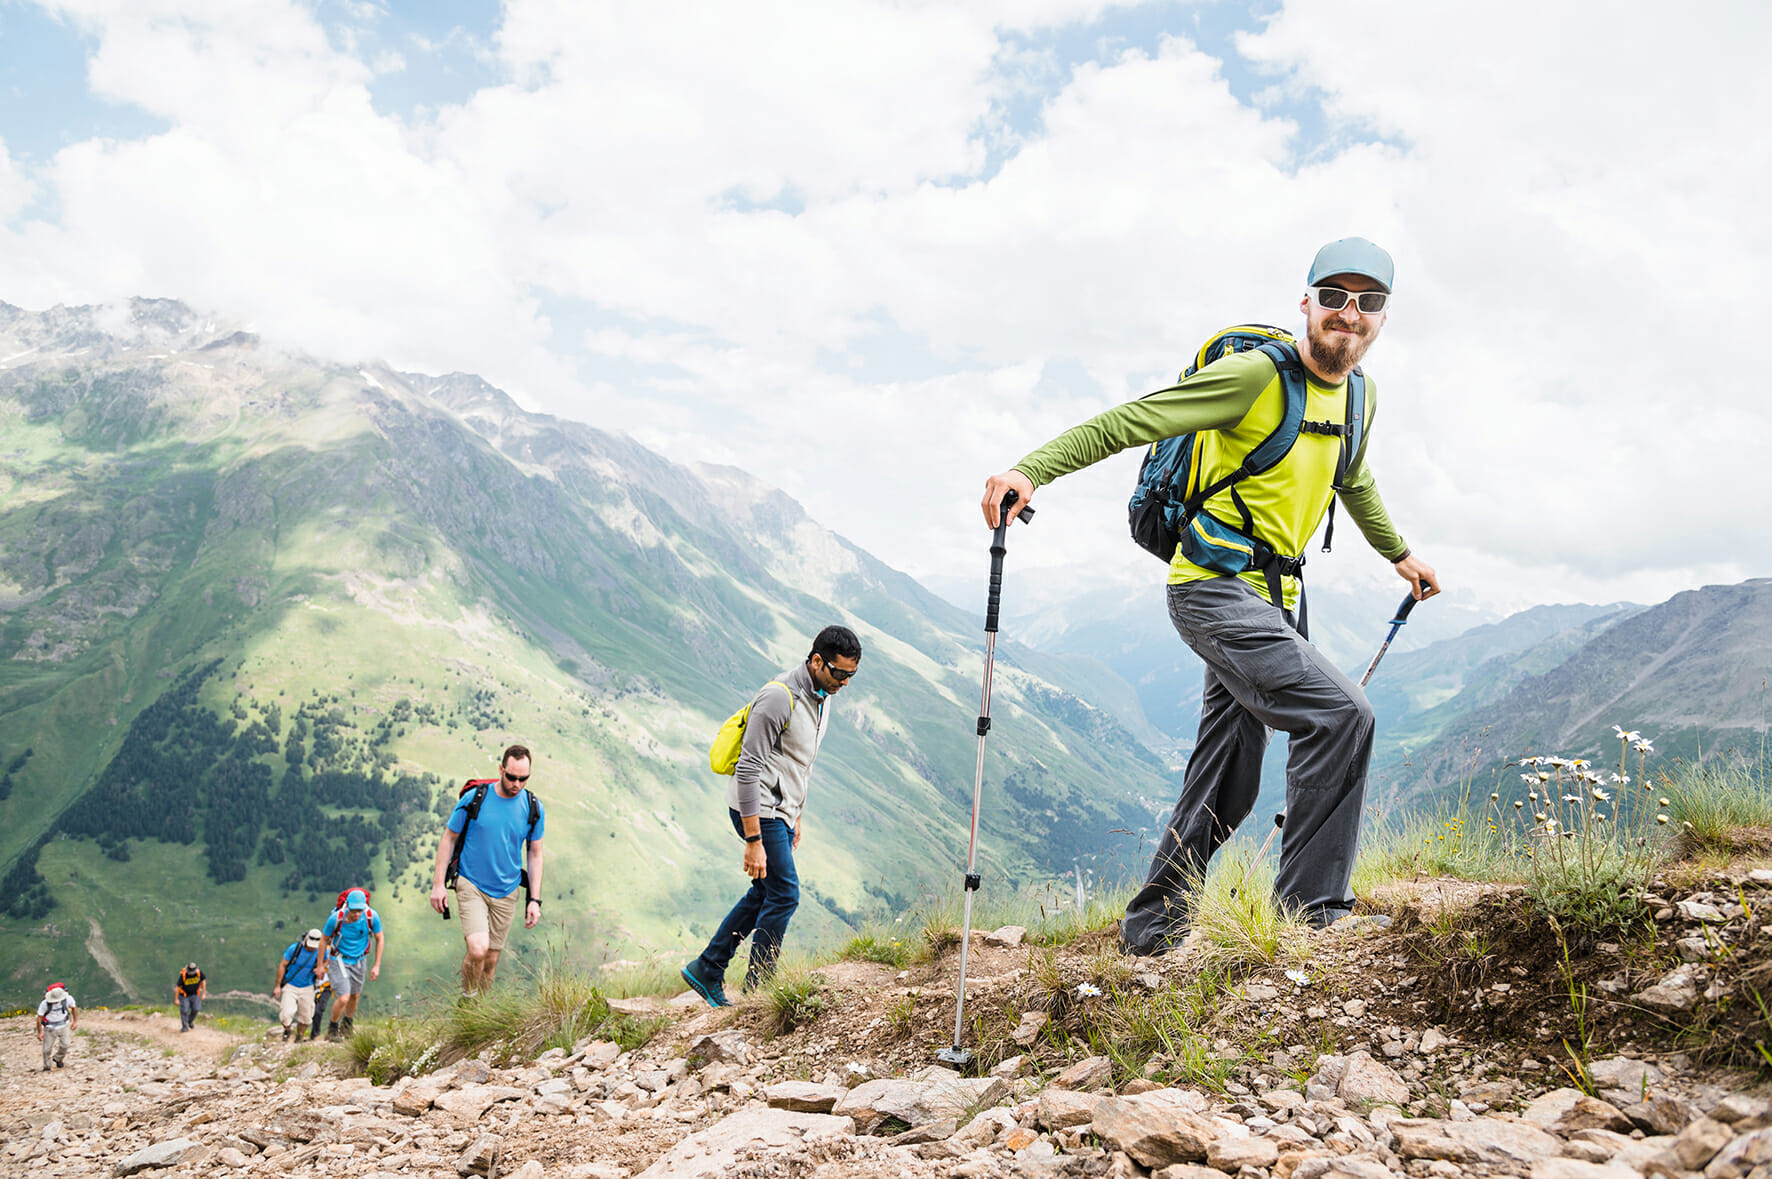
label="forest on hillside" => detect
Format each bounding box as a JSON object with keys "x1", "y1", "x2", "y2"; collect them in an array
[{"x1": 0, "y1": 662, "x2": 505, "y2": 921}]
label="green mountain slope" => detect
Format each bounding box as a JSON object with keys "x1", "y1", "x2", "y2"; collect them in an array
[{"x1": 0, "y1": 299, "x2": 1173, "y2": 1007}]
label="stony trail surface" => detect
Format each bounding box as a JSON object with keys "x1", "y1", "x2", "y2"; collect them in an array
[{"x1": 10, "y1": 875, "x2": 1772, "y2": 1177}]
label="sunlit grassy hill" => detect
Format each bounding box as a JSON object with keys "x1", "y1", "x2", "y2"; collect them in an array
[{"x1": 0, "y1": 298, "x2": 1174, "y2": 1008}]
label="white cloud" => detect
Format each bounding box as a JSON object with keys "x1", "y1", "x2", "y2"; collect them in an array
[{"x1": 0, "y1": 0, "x2": 1766, "y2": 622}]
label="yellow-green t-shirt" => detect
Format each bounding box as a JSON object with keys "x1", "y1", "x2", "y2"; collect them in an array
[{"x1": 1011, "y1": 349, "x2": 1407, "y2": 611}]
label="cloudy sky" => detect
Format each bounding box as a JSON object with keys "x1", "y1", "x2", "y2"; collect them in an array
[{"x1": 2, "y1": 0, "x2": 1767, "y2": 621}]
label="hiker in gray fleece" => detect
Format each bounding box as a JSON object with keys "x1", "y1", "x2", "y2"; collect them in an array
[{"x1": 681, "y1": 625, "x2": 863, "y2": 1007}]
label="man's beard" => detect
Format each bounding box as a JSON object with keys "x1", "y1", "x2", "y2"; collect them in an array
[{"x1": 1305, "y1": 318, "x2": 1375, "y2": 377}]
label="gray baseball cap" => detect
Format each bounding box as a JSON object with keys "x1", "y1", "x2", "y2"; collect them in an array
[{"x1": 1307, "y1": 237, "x2": 1394, "y2": 292}]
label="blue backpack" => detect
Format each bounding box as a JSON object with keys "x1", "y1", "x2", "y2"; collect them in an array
[{"x1": 1127, "y1": 324, "x2": 1364, "y2": 604}]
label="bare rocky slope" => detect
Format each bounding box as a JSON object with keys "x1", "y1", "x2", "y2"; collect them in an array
[{"x1": 9, "y1": 869, "x2": 1772, "y2": 1179}]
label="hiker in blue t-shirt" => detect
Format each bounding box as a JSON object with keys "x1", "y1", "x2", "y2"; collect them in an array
[
  {"x1": 272, "y1": 927, "x2": 326, "y2": 1042},
  {"x1": 319, "y1": 890, "x2": 383, "y2": 1039},
  {"x1": 430, "y1": 744, "x2": 546, "y2": 995}
]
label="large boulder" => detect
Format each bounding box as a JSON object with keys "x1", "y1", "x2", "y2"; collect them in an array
[{"x1": 1392, "y1": 1117, "x2": 1564, "y2": 1174}]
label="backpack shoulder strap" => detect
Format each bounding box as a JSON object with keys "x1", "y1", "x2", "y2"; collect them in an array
[
  {"x1": 1183, "y1": 341, "x2": 1308, "y2": 512},
  {"x1": 525, "y1": 790, "x2": 540, "y2": 840}
]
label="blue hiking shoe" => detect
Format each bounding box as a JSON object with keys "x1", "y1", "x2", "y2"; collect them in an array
[{"x1": 680, "y1": 961, "x2": 730, "y2": 1008}]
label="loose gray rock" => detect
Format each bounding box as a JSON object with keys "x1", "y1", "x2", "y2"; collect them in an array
[
  {"x1": 686, "y1": 1031, "x2": 752, "y2": 1069},
  {"x1": 1049, "y1": 1055, "x2": 1113, "y2": 1091},
  {"x1": 1521, "y1": 1088, "x2": 1634, "y2": 1135},
  {"x1": 1089, "y1": 1090, "x2": 1217, "y2": 1168},
  {"x1": 635, "y1": 1108, "x2": 854, "y2": 1179},
  {"x1": 1392, "y1": 1116, "x2": 1564, "y2": 1170},
  {"x1": 984, "y1": 925, "x2": 1026, "y2": 947},
  {"x1": 832, "y1": 1076, "x2": 1007, "y2": 1132},
  {"x1": 1658, "y1": 1115, "x2": 1733, "y2": 1171},
  {"x1": 763, "y1": 1081, "x2": 847, "y2": 1114},
  {"x1": 1633, "y1": 966, "x2": 1702, "y2": 1014},
  {"x1": 1336, "y1": 1051, "x2": 1410, "y2": 1108},
  {"x1": 115, "y1": 1138, "x2": 200, "y2": 1175},
  {"x1": 1036, "y1": 1088, "x2": 1105, "y2": 1129},
  {"x1": 455, "y1": 1133, "x2": 502, "y2": 1177}
]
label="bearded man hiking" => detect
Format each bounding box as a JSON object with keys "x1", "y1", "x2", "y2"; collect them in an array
[
  {"x1": 430, "y1": 744, "x2": 545, "y2": 995},
  {"x1": 982, "y1": 237, "x2": 1440, "y2": 955}
]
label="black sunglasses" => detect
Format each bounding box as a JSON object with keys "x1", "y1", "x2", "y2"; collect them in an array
[
  {"x1": 820, "y1": 659, "x2": 858, "y2": 682},
  {"x1": 503, "y1": 771, "x2": 529, "y2": 783}
]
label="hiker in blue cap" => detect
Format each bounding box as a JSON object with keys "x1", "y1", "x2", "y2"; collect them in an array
[
  {"x1": 983, "y1": 237, "x2": 1439, "y2": 953},
  {"x1": 319, "y1": 888, "x2": 383, "y2": 1039}
]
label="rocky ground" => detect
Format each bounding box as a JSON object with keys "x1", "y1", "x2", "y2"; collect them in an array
[{"x1": 8, "y1": 873, "x2": 1772, "y2": 1178}]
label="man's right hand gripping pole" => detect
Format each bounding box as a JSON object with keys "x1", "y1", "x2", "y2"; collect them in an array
[{"x1": 981, "y1": 470, "x2": 1036, "y2": 528}]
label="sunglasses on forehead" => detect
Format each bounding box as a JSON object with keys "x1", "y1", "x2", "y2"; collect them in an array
[{"x1": 1312, "y1": 286, "x2": 1389, "y2": 315}]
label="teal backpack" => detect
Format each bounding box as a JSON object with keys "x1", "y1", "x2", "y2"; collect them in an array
[{"x1": 1126, "y1": 324, "x2": 1364, "y2": 606}]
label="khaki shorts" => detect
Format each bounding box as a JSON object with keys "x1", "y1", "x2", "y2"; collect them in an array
[
  {"x1": 279, "y1": 984, "x2": 315, "y2": 1027},
  {"x1": 457, "y1": 877, "x2": 520, "y2": 951}
]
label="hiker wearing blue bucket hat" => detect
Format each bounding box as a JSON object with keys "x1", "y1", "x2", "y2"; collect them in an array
[{"x1": 982, "y1": 237, "x2": 1439, "y2": 952}]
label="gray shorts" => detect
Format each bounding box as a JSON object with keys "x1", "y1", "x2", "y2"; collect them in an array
[{"x1": 328, "y1": 955, "x2": 369, "y2": 995}]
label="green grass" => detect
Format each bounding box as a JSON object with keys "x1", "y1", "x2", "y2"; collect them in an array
[
  {"x1": 838, "y1": 927, "x2": 915, "y2": 969},
  {"x1": 1664, "y1": 759, "x2": 1772, "y2": 854},
  {"x1": 344, "y1": 957, "x2": 662, "y2": 1081},
  {"x1": 1190, "y1": 853, "x2": 1308, "y2": 971},
  {"x1": 760, "y1": 963, "x2": 832, "y2": 1036}
]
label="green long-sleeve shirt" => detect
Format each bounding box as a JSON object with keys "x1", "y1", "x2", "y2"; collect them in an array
[{"x1": 1013, "y1": 349, "x2": 1408, "y2": 611}]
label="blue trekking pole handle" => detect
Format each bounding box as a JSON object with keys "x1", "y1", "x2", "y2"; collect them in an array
[
  {"x1": 984, "y1": 490, "x2": 1035, "y2": 634},
  {"x1": 1360, "y1": 585, "x2": 1426, "y2": 688}
]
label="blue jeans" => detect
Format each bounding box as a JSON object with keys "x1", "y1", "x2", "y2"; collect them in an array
[{"x1": 693, "y1": 811, "x2": 800, "y2": 988}]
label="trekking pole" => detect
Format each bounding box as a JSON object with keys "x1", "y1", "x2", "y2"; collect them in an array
[
  {"x1": 1241, "y1": 586, "x2": 1427, "y2": 893},
  {"x1": 1360, "y1": 586, "x2": 1425, "y2": 688},
  {"x1": 939, "y1": 488, "x2": 1034, "y2": 1068}
]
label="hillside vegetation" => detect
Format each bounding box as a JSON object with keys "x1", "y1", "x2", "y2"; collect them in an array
[{"x1": 0, "y1": 298, "x2": 1173, "y2": 1007}]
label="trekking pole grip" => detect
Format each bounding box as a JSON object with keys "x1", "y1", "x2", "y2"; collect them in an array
[
  {"x1": 985, "y1": 491, "x2": 1034, "y2": 634},
  {"x1": 1393, "y1": 588, "x2": 1422, "y2": 624}
]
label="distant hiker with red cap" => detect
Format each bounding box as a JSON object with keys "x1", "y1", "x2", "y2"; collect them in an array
[
  {"x1": 174, "y1": 961, "x2": 206, "y2": 1031},
  {"x1": 982, "y1": 237, "x2": 1440, "y2": 954},
  {"x1": 37, "y1": 984, "x2": 78, "y2": 1070},
  {"x1": 319, "y1": 889, "x2": 383, "y2": 1039}
]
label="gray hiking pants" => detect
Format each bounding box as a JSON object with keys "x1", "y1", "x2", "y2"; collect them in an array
[{"x1": 1120, "y1": 577, "x2": 1375, "y2": 954}]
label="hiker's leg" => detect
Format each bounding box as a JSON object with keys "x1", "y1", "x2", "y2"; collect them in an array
[
  {"x1": 190, "y1": 995, "x2": 201, "y2": 1024},
  {"x1": 343, "y1": 992, "x2": 362, "y2": 1018},
  {"x1": 459, "y1": 878, "x2": 495, "y2": 992},
  {"x1": 41, "y1": 1032, "x2": 52, "y2": 1069},
  {"x1": 1272, "y1": 653, "x2": 1375, "y2": 923},
  {"x1": 52, "y1": 1026, "x2": 70, "y2": 1065},
  {"x1": 1122, "y1": 654, "x2": 1267, "y2": 954},
  {"x1": 1164, "y1": 577, "x2": 1374, "y2": 924},
  {"x1": 690, "y1": 811, "x2": 769, "y2": 982},
  {"x1": 745, "y1": 818, "x2": 800, "y2": 989},
  {"x1": 478, "y1": 888, "x2": 517, "y2": 989}
]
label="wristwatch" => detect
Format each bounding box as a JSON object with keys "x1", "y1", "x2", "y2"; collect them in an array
[{"x1": 744, "y1": 834, "x2": 762, "y2": 844}]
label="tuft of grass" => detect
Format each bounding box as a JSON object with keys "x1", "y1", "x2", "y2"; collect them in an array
[
  {"x1": 838, "y1": 927, "x2": 914, "y2": 969},
  {"x1": 1190, "y1": 853, "x2": 1308, "y2": 971},
  {"x1": 761, "y1": 965, "x2": 832, "y2": 1036},
  {"x1": 595, "y1": 959, "x2": 685, "y2": 1000},
  {"x1": 1664, "y1": 759, "x2": 1772, "y2": 855}
]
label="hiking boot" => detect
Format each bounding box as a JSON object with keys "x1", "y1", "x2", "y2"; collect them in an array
[
  {"x1": 680, "y1": 961, "x2": 731, "y2": 1008},
  {"x1": 326, "y1": 1022, "x2": 341, "y2": 1041},
  {"x1": 340, "y1": 1017, "x2": 354, "y2": 1036},
  {"x1": 282, "y1": 1026, "x2": 292, "y2": 1042},
  {"x1": 55, "y1": 1060, "x2": 64, "y2": 1068}
]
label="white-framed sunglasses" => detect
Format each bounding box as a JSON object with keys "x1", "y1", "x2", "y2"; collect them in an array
[{"x1": 1312, "y1": 286, "x2": 1389, "y2": 315}]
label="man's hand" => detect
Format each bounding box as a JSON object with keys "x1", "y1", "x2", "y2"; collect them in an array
[
  {"x1": 429, "y1": 883, "x2": 449, "y2": 916},
  {"x1": 1395, "y1": 553, "x2": 1441, "y2": 599},
  {"x1": 744, "y1": 840, "x2": 767, "y2": 880},
  {"x1": 369, "y1": 962, "x2": 381, "y2": 982},
  {"x1": 792, "y1": 822, "x2": 802, "y2": 850},
  {"x1": 273, "y1": 985, "x2": 282, "y2": 999},
  {"x1": 981, "y1": 470, "x2": 1036, "y2": 528},
  {"x1": 525, "y1": 899, "x2": 541, "y2": 929},
  {"x1": 36, "y1": 1028, "x2": 43, "y2": 1042}
]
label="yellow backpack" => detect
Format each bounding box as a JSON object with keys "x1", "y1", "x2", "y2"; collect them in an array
[{"x1": 708, "y1": 681, "x2": 794, "y2": 775}]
